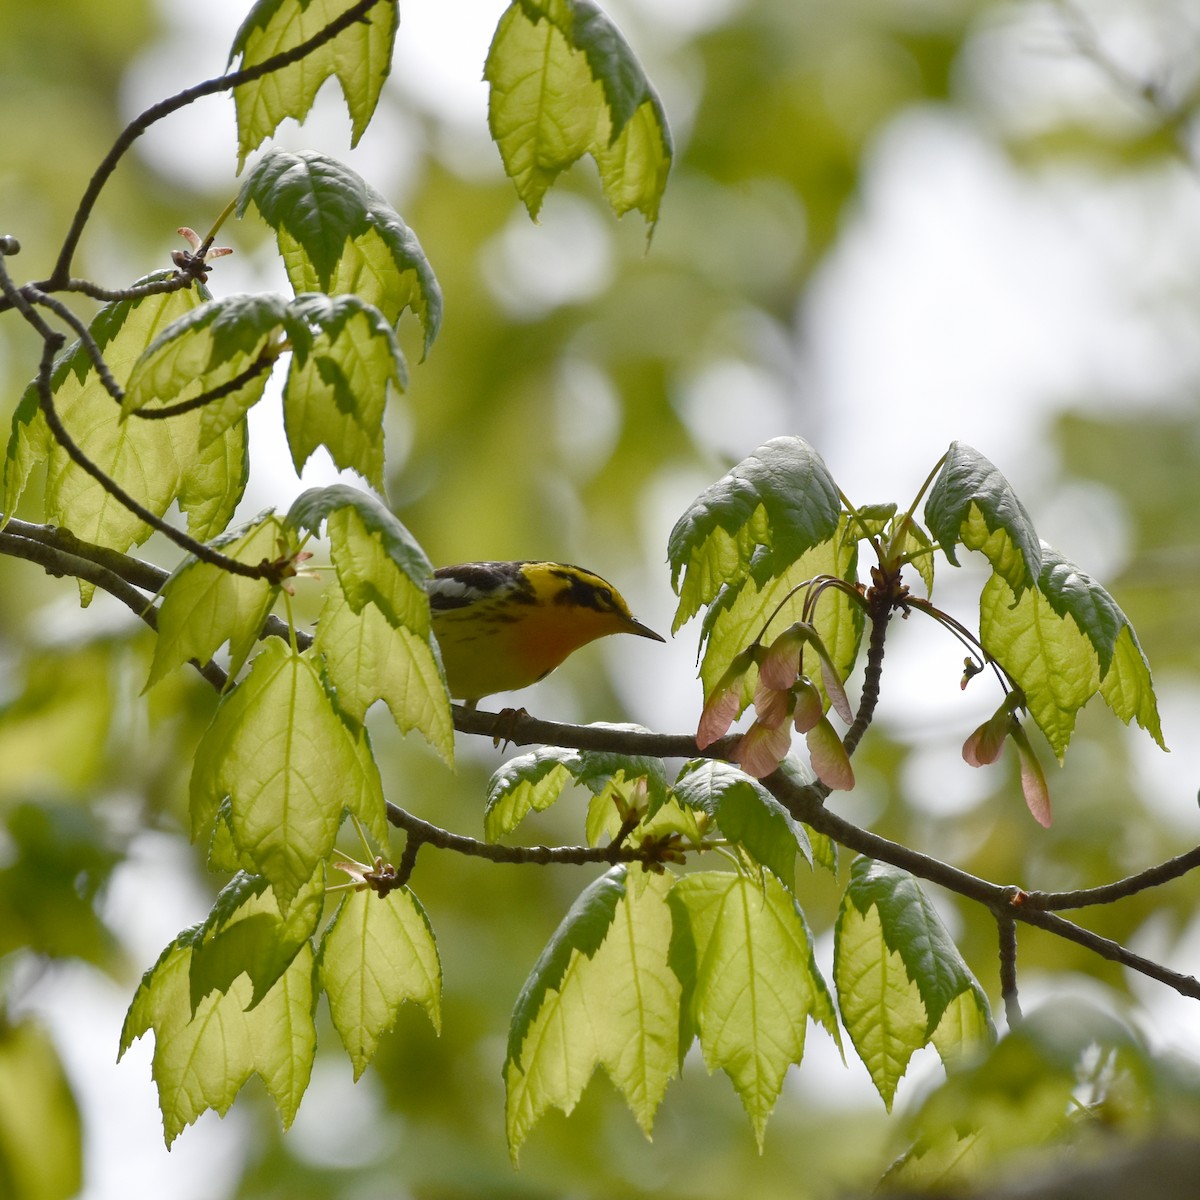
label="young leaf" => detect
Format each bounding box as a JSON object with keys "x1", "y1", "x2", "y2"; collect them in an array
[
  {"x1": 484, "y1": 747, "x2": 583, "y2": 841},
  {"x1": 189, "y1": 639, "x2": 385, "y2": 909},
  {"x1": 119, "y1": 934, "x2": 316, "y2": 1145},
  {"x1": 206, "y1": 799, "x2": 252, "y2": 875},
  {"x1": 5, "y1": 279, "x2": 247, "y2": 576},
  {"x1": 834, "y1": 858, "x2": 994, "y2": 1110},
  {"x1": 228, "y1": 0, "x2": 398, "y2": 167},
  {"x1": 292, "y1": 486, "x2": 453, "y2": 762},
  {"x1": 924, "y1": 442, "x2": 1042, "y2": 598},
  {"x1": 2, "y1": 381, "x2": 48, "y2": 530},
  {"x1": 122, "y1": 292, "x2": 287, "y2": 434},
  {"x1": 697, "y1": 518, "x2": 862, "y2": 719},
  {"x1": 287, "y1": 484, "x2": 433, "y2": 621},
  {"x1": 890, "y1": 514, "x2": 936, "y2": 597},
  {"x1": 146, "y1": 513, "x2": 287, "y2": 689},
  {"x1": 484, "y1": 0, "x2": 672, "y2": 227},
  {"x1": 315, "y1": 583, "x2": 453, "y2": 765},
  {"x1": 669, "y1": 436, "x2": 845, "y2": 633},
  {"x1": 237, "y1": 150, "x2": 442, "y2": 354},
  {"x1": 187, "y1": 868, "x2": 324, "y2": 1013},
  {"x1": 282, "y1": 293, "x2": 407, "y2": 489},
  {"x1": 484, "y1": 740, "x2": 668, "y2": 842},
  {"x1": 979, "y1": 544, "x2": 1164, "y2": 760},
  {"x1": 668, "y1": 871, "x2": 839, "y2": 1148},
  {"x1": 673, "y1": 759, "x2": 813, "y2": 888},
  {"x1": 506, "y1": 868, "x2": 679, "y2": 1159},
  {"x1": 507, "y1": 867, "x2": 626, "y2": 1069},
  {"x1": 318, "y1": 886, "x2": 442, "y2": 1080},
  {"x1": 177, "y1": 417, "x2": 250, "y2": 544}
]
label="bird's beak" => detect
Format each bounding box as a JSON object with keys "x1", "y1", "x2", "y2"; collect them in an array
[{"x1": 626, "y1": 616, "x2": 666, "y2": 643}]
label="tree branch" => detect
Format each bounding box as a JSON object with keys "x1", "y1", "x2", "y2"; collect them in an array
[
  {"x1": 0, "y1": 519, "x2": 309, "y2": 684},
  {"x1": 128, "y1": 352, "x2": 278, "y2": 421},
  {"x1": 0, "y1": 249, "x2": 285, "y2": 585},
  {"x1": 842, "y1": 587, "x2": 891, "y2": 758},
  {"x1": 449, "y1": 702, "x2": 736, "y2": 761},
  {"x1": 1022, "y1": 845, "x2": 1200, "y2": 910},
  {"x1": 0, "y1": 525, "x2": 230, "y2": 691},
  {"x1": 766, "y1": 767, "x2": 1200, "y2": 1001},
  {"x1": 384, "y1": 800, "x2": 671, "y2": 869},
  {"x1": 997, "y1": 913, "x2": 1021, "y2": 1027},
  {"x1": 43, "y1": 0, "x2": 394, "y2": 289},
  {"x1": 5, "y1": 516, "x2": 1198, "y2": 1003}
]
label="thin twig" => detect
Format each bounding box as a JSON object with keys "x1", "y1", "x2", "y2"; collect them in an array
[
  {"x1": 384, "y1": 800, "x2": 668, "y2": 868},
  {"x1": 129, "y1": 352, "x2": 278, "y2": 421},
  {"x1": 0, "y1": 527, "x2": 229, "y2": 691},
  {"x1": 44, "y1": 0, "x2": 392, "y2": 288},
  {"x1": 997, "y1": 913, "x2": 1021, "y2": 1026},
  {"x1": 4, "y1": 514, "x2": 1200, "y2": 1003},
  {"x1": 0, "y1": 253, "x2": 283, "y2": 584},
  {"x1": 1022, "y1": 845, "x2": 1200, "y2": 910},
  {"x1": 28, "y1": 288, "x2": 124, "y2": 401},
  {"x1": 49, "y1": 275, "x2": 196, "y2": 304}
]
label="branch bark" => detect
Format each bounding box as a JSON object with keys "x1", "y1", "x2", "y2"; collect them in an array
[{"x1": 2, "y1": 520, "x2": 1198, "y2": 1003}]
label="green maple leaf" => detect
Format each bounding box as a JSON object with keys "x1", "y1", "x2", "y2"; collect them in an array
[
  {"x1": 294, "y1": 485, "x2": 453, "y2": 763},
  {"x1": 146, "y1": 513, "x2": 288, "y2": 688},
  {"x1": 238, "y1": 150, "x2": 442, "y2": 355},
  {"x1": 119, "y1": 933, "x2": 316, "y2": 1145},
  {"x1": 668, "y1": 436, "x2": 844, "y2": 633},
  {"x1": 189, "y1": 638, "x2": 385, "y2": 908},
  {"x1": 318, "y1": 886, "x2": 441, "y2": 1079},
  {"x1": 979, "y1": 545, "x2": 1164, "y2": 759},
  {"x1": 505, "y1": 867, "x2": 679, "y2": 1158},
  {"x1": 485, "y1": 0, "x2": 672, "y2": 227},
  {"x1": 186, "y1": 869, "x2": 324, "y2": 1013},
  {"x1": 484, "y1": 741, "x2": 667, "y2": 842},
  {"x1": 668, "y1": 870, "x2": 838, "y2": 1147},
  {"x1": 672, "y1": 759, "x2": 812, "y2": 890},
  {"x1": 283, "y1": 293, "x2": 407, "y2": 489},
  {"x1": 834, "y1": 858, "x2": 993, "y2": 1110},
  {"x1": 4, "y1": 279, "x2": 247, "y2": 591},
  {"x1": 924, "y1": 442, "x2": 1042, "y2": 598},
  {"x1": 122, "y1": 292, "x2": 287, "y2": 437},
  {"x1": 228, "y1": 0, "x2": 397, "y2": 167}
]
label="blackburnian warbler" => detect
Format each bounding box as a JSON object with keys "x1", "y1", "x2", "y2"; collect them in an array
[{"x1": 428, "y1": 561, "x2": 664, "y2": 704}]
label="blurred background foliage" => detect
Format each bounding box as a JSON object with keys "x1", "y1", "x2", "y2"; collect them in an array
[{"x1": 3, "y1": 0, "x2": 1200, "y2": 1197}]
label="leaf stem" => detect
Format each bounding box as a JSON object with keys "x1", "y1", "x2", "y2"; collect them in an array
[{"x1": 199, "y1": 196, "x2": 239, "y2": 255}]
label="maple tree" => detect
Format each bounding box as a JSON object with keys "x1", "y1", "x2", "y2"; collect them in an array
[{"x1": 3, "y1": 2, "x2": 1200, "y2": 1197}]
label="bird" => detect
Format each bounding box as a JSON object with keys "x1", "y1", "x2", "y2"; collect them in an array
[{"x1": 427, "y1": 560, "x2": 664, "y2": 705}]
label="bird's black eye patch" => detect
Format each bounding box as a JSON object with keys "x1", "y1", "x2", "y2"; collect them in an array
[{"x1": 549, "y1": 567, "x2": 612, "y2": 612}]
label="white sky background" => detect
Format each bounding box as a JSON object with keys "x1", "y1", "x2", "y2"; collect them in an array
[{"x1": 22, "y1": 0, "x2": 1200, "y2": 1196}]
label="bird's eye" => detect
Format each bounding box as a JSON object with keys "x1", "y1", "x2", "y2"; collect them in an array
[{"x1": 597, "y1": 587, "x2": 613, "y2": 606}]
